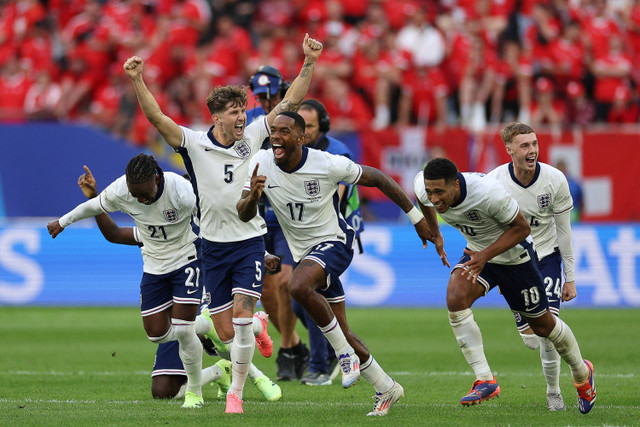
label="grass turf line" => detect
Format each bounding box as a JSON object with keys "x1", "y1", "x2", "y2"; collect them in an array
[{"x1": 0, "y1": 307, "x2": 638, "y2": 426}]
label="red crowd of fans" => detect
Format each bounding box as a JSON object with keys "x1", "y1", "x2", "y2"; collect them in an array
[{"x1": 1, "y1": 0, "x2": 639, "y2": 147}]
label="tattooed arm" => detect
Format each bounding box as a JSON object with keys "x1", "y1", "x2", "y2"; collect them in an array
[
  {"x1": 266, "y1": 33, "x2": 323, "y2": 126},
  {"x1": 357, "y1": 165, "x2": 434, "y2": 248}
]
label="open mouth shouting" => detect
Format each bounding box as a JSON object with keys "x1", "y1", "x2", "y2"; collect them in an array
[{"x1": 272, "y1": 142, "x2": 285, "y2": 162}]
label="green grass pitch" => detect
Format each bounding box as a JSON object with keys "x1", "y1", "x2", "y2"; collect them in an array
[{"x1": 0, "y1": 307, "x2": 638, "y2": 426}]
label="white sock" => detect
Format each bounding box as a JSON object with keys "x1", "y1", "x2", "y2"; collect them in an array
[
  {"x1": 229, "y1": 318, "x2": 255, "y2": 399},
  {"x1": 148, "y1": 324, "x2": 176, "y2": 343},
  {"x1": 252, "y1": 316, "x2": 263, "y2": 336},
  {"x1": 248, "y1": 363, "x2": 263, "y2": 382},
  {"x1": 174, "y1": 382, "x2": 188, "y2": 399},
  {"x1": 449, "y1": 309, "x2": 493, "y2": 381},
  {"x1": 520, "y1": 331, "x2": 540, "y2": 350},
  {"x1": 201, "y1": 363, "x2": 223, "y2": 386},
  {"x1": 195, "y1": 315, "x2": 212, "y2": 335},
  {"x1": 538, "y1": 336, "x2": 561, "y2": 393},
  {"x1": 319, "y1": 316, "x2": 352, "y2": 356},
  {"x1": 546, "y1": 317, "x2": 588, "y2": 383},
  {"x1": 360, "y1": 355, "x2": 395, "y2": 393},
  {"x1": 173, "y1": 319, "x2": 203, "y2": 396}
]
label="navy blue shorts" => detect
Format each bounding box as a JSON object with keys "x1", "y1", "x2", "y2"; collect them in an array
[
  {"x1": 453, "y1": 247, "x2": 549, "y2": 318},
  {"x1": 302, "y1": 240, "x2": 353, "y2": 304},
  {"x1": 140, "y1": 259, "x2": 203, "y2": 317},
  {"x1": 264, "y1": 225, "x2": 294, "y2": 267},
  {"x1": 152, "y1": 341, "x2": 184, "y2": 377},
  {"x1": 201, "y1": 236, "x2": 265, "y2": 314},
  {"x1": 514, "y1": 250, "x2": 562, "y2": 330}
]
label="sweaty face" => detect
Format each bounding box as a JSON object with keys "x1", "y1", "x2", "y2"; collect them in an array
[
  {"x1": 298, "y1": 108, "x2": 322, "y2": 146},
  {"x1": 215, "y1": 102, "x2": 246, "y2": 143},
  {"x1": 424, "y1": 178, "x2": 459, "y2": 213},
  {"x1": 127, "y1": 175, "x2": 159, "y2": 205},
  {"x1": 507, "y1": 132, "x2": 538, "y2": 173},
  {"x1": 270, "y1": 115, "x2": 304, "y2": 168}
]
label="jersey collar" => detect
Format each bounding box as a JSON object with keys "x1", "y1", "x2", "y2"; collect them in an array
[
  {"x1": 207, "y1": 125, "x2": 236, "y2": 149},
  {"x1": 450, "y1": 172, "x2": 467, "y2": 208},
  {"x1": 278, "y1": 146, "x2": 309, "y2": 174},
  {"x1": 508, "y1": 162, "x2": 540, "y2": 188},
  {"x1": 153, "y1": 175, "x2": 165, "y2": 202}
]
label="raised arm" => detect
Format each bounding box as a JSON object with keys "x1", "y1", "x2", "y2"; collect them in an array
[
  {"x1": 266, "y1": 34, "x2": 323, "y2": 126},
  {"x1": 237, "y1": 164, "x2": 266, "y2": 222},
  {"x1": 78, "y1": 166, "x2": 137, "y2": 245},
  {"x1": 123, "y1": 56, "x2": 183, "y2": 148}
]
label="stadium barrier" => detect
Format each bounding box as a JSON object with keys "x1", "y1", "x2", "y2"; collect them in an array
[{"x1": 1, "y1": 223, "x2": 638, "y2": 307}]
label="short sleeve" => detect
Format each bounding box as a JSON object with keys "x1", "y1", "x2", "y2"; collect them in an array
[
  {"x1": 328, "y1": 154, "x2": 362, "y2": 185},
  {"x1": 413, "y1": 171, "x2": 433, "y2": 207},
  {"x1": 553, "y1": 173, "x2": 573, "y2": 215},
  {"x1": 486, "y1": 180, "x2": 519, "y2": 225},
  {"x1": 99, "y1": 179, "x2": 123, "y2": 213}
]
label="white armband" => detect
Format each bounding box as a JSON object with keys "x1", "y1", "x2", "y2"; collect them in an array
[
  {"x1": 133, "y1": 227, "x2": 141, "y2": 243},
  {"x1": 406, "y1": 206, "x2": 424, "y2": 225}
]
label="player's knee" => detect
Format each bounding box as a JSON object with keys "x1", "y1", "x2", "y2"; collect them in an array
[
  {"x1": 152, "y1": 376, "x2": 184, "y2": 399},
  {"x1": 520, "y1": 332, "x2": 541, "y2": 350}
]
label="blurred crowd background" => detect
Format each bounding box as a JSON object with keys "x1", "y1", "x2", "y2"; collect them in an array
[{"x1": 1, "y1": 0, "x2": 640, "y2": 148}]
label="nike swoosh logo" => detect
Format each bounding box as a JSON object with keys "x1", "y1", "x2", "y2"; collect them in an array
[
  {"x1": 267, "y1": 184, "x2": 280, "y2": 189},
  {"x1": 251, "y1": 282, "x2": 261, "y2": 288},
  {"x1": 525, "y1": 305, "x2": 540, "y2": 312},
  {"x1": 130, "y1": 213, "x2": 141, "y2": 216},
  {"x1": 205, "y1": 147, "x2": 214, "y2": 151},
  {"x1": 187, "y1": 288, "x2": 199, "y2": 294}
]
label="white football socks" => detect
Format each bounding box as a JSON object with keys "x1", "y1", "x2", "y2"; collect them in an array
[
  {"x1": 228, "y1": 318, "x2": 255, "y2": 399},
  {"x1": 360, "y1": 355, "x2": 395, "y2": 393},
  {"x1": 538, "y1": 336, "x2": 561, "y2": 393},
  {"x1": 546, "y1": 317, "x2": 588, "y2": 384},
  {"x1": 449, "y1": 309, "x2": 493, "y2": 381},
  {"x1": 319, "y1": 316, "x2": 353, "y2": 356}
]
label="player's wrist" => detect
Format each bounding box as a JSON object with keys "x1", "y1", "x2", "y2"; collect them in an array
[{"x1": 406, "y1": 206, "x2": 424, "y2": 225}]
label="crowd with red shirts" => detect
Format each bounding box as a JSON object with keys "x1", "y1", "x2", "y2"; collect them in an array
[{"x1": 1, "y1": 0, "x2": 639, "y2": 147}]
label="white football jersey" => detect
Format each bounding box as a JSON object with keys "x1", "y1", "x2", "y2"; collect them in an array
[
  {"x1": 246, "y1": 147, "x2": 362, "y2": 262},
  {"x1": 488, "y1": 162, "x2": 573, "y2": 259},
  {"x1": 179, "y1": 118, "x2": 269, "y2": 242},
  {"x1": 99, "y1": 172, "x2": 198, "y2": 274},
  {"x1": 414, "y1": 171, "x2": 532, "y2": 265}
]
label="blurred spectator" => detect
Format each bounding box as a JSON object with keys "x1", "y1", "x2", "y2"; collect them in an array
[
  {"x1": 396, "y1": 6, "x2": 445, "y2": 69},
  {"x1": 24, "y1": 70, "x2": 61, "y2": 121},
  {"x1": 321, "y1": 76, "x2": 372, "y2": 132},
  {"x1": 530, "y1": 76, "x2": 562, "y2": 128},
  {"x1": 555, "y1": 159, "x2": 583, "y2": 222},
  {"x1": 491, "y1": 39, "x2": 533, "y2": 124},
  {"x1": 581, "y1": 0, "x2": 622, "y2": 61},
  {"x1": 589, "y1": 35, "x2": 632, "y2": 122},
  {"x1": 563, "y1": 81, "x2": 595, "y2": 128},
  {"x1": 548, "y1": 20, "x2": 585, "y2": 92},
  {"x1": 397, "y1": 65, "x2": 449, "y2": 128},
  {"x1": 0, "y1": 54, "x2": 31, "y2": 122},
  {"x1": 458, "y1": 33, "x2": 496, "y2": 131},
  {"x1": 607, "y1": 85, "x2": 639, "y2": 123}
]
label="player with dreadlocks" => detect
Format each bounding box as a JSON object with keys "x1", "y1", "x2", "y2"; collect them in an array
[{"x1": 47, "y1": 153, "x2": 217, "y2": 409}]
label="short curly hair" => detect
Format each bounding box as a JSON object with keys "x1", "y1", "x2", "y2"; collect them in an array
[{"x1": 206, "y1": 85, "x2": 248, "y2": 115}]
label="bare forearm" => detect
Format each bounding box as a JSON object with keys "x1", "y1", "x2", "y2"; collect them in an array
[
  {"x1": 131, "y1": 77, "x2": 163, "y2": 124},
  {"x1": 419, "y1": 201, "x2": 442, "y2": 237},
  {"x1": 274, "y1": 58, "x2": 317, "y2": 114},
  {"x1": 358, "y1": 166, "x2": 414, "y2": 213},
  {"x1": 237, "y1": 192, "x2": 259, "y2": 222},
  {"x1": 481, "y1": 223, "x2": 529, "y2": 261},
  {"x1": 130, "y1": 76, "x2": 182, "y2": 147},
  {"x1": 94, "y1": 213, "x2": 137, "y2": 245}
]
